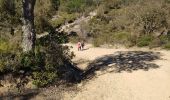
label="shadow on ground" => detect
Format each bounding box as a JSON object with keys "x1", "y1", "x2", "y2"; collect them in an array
[
  {"x1": 81, "y1": 51, "x2": 161, "y2": 80},
  {"x1": 0, "y1": 51, "x2": 161, "y2": 99},
  {"x1": 0, "y1": 89, "x2": 39, "y2": 100},
  {"x1": 64, "y1": 51, "x2": 161, "y2": 82}
]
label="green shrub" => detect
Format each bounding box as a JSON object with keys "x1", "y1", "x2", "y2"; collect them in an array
[
  {"x1": 93, "y1": 37, "x2": 103, "y2": 47},
  {"x1": 127, "y1": 34, "x2": 138, "y2": 47},
  {"x1": 0, "y1": 30, "x2": 73, "y2": 87},
  {"x1": 66, "y1": 0, "x2": 85, "y2": 13},
  {"x1": 112, "y1": 31, "x2": 130, "y2": 44},
  {"x1": 0, "y1": 41, "x2": 9, "y2": 51},
  {"x1": 69, "y1": 36, "x2": 80, "y2": 43},
  {"x1": 137, "y1": 35, "x2": 153, "y2": 47},
  {"x1": 140, "y1": 8, "x2": 167, "y2": 34},
  {"x1": 92, "y1": 31, "x2": 131, "y2": 47},
  {"x1": 0, "y1": 44, "x2": 73, "y2": 87},
  {"x1": 33, "y1": 34, "x2": 73, "y2": 87},
  {"x1": 104, "y1": 0, "x2": 123, "y2": 9},
  {"x1": 0, "y1": 51, "x2": 21, "y2": 73},
  {"x1": 51, "y1": 18, "x2": 65, "y2": 28},
  {"x1": 164, "y1": 42, "x2": 170, "y2": 49},
  {"x1": 32, "y1": 71, "x2": 57, "y2": 87},
  {"x1": 59, "y1": 0, "x2": 99, "y2": 14},
  {"x1": 0, "y1": 0, "x2": 22, "y2": 28},
  {"x1": 51, "y1": 12, "x2": 77, "y2": 28}
]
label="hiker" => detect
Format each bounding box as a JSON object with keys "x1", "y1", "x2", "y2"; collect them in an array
[
  {"x1": 77, "y1": 41, "x2": 81, "y2": 51},
  {"x1": 81, "y1": 40, "x2": 85, "y2": 50}
]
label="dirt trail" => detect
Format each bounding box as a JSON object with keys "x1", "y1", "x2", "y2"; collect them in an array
[{"x1": 63, "y1": 44, "x2": 170, "y2": 100}]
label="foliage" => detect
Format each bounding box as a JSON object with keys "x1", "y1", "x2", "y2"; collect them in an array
[
  {"x1": 0, "y1": 19, "x2": 73, "y2": 87},
  {"x1": 69, "y1": 36, "x2": 80, "y2": 43},
  {"x1": 0, "y1": 0, "x2": 22, "y2": 27},
  {"x1": 85, "y1": 0, "x2": 170, "y2": 48},
  {"x1": 112, "y1": 32, "x2": 130, "y2": 45},
  {"x1": 50, "y1": 12, "x2": 77, "y2": 28},
  {"x1": 164, "y1": 42, "x2": 170, "y2": 49},
  {"x1": 32, "y1": 71, "x2": 57, "y2": 87},
  {"x1": 59, "y1": 0, "x2": 95, "y2": 13},
  {"x1": 137, "y1": 35, "x2": 153, "y2": 47},
  {"x1": 0, "y1": 30, "x2": 22, "y2": 52},
  {"x1": 2, "y1": 0, "x2": 170, "y2": 89},
  {"x1": 0, "y1": 0, "x2": 59, "y2": 34},
  {"x1": 0, "y1": 45, "x2": 21, "y2": 73},
  {"x1": 140, "y1": 8, "x2": 167, "y2": 34},
  {"x1": 0, "y1": 32, "x2": 74, "y2": 87},
  {"x1": 92, "y1": 31, "x2": 132, "y2": 47},
  {"x1": 66, "y1": 0, "x2": 85, "y2": 13}
]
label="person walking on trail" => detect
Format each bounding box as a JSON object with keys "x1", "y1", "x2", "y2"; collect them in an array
[
  {"x1": 77, "y1": 41, "x2": 81, "y2": 51},
  {"x1": 81, "y1": 40, "x2": 85, "y2": 50}
]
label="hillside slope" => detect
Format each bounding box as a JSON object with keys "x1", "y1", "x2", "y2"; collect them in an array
[{"x1": 32, "y1": 44, "x2": 170, "y2": 100}]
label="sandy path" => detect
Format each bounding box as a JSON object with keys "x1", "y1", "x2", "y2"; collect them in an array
[{"x1": 64, "y1": 44, "x2": 170, "y2": 100}]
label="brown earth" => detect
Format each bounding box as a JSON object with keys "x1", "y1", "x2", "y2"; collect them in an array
[
  {"x1": 1, "y1": 44, "x2": 170, "y2": 100},
  {"x1": 63, "y1": 44, "x2": 170, "y2": 100}
]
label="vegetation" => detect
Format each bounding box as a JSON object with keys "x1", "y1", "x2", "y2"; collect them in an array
[
  {"x1": 137, "y1": 35, "x2": 153, "y2": 47},
  {"x1": 1, "y1": 0, "x2": 170, "y2": 89},
  {"x1": 0, "y1": 0, "x2": 73, "y2": 88},
  {"x1": 84, "y1": 0, "x2": 170, "y2": 48}
]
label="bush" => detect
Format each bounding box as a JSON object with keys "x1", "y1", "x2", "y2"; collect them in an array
[
  {"x1": 31, "y1": 33, "x2": 73, "y2": 87},
  {"x1": 92, "y1": 31, "x2": 131, "y2": 47},
  {"x1": 0, "y1": 44, "x2": 73, "y2": 87},
  {"x1": 140, "y1": 8, "x2": 167, "y2": 34},
  {"x1": 32, "y1": 71, "x2": 57, "y2": 87},
  {"x1": 59, "y1": 0, "x2": 100, "y2": 14},
  {"x1": 50, "y1": 12, "x2": 77, "y2": 28},
  {"x1": 104, "y1": 0, "x2": 123, "y2": 9},
  {"x1": 137, "y1": 35, "x2": 153, "y2": 47},
  {"x1": 93, "y1": 37, "x2": 104, "y2": 47},
  {"x1": 0, "y1": 41, "x2": 9, "y2": 51},
  {"x1": 149, "y1": 35, "x2": 168, "y2": 48},
  {"x1": 164, "y1": 42, "x2": 170, "y2": 49},
  {"x1": 66, "y1": 0, "x2": 85, "y2": 13},
  {"x1": 0, "y1": 30, "x2": 74, "y2": 87},
  {"x1": 0, "y1": 30, "x2": 22, "y2": 52},
  {"x1": 112, "y1": 31, "x2": 130, "y2": 44},
  {"x1": 69, "y1": 36, "x2": 80, "y2": 43}
]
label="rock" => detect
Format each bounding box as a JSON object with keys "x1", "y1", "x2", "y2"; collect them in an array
[
  {"x1": 26, "y1": 81, "x2": 37, "y2": 89},
  {"x1": 107, "y1": 67, "x2": 115, "y2": 72},
  {"x1": 0, "y1": 83, "x2": 3, "y2": 87},
  {"x1": 95, "y1": 71, "x2": 102, "y2": 75},
  {"x1": 77, "y1": 83, "x2": 83, "y2": 87},
  {"x1": 108, "y1": 63, "x2": 116, "y2": 67},
  {"x1": 128, "y1": 61, "x2": 133, "y2": 63}
]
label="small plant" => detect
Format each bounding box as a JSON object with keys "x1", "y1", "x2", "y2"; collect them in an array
[
  {"x1": 137, "y1": 35, "x2": 153, "y2": 47},
  {"x1": 164, "y1": 42, "x2": 170, "y2": 50},
  {"x1": 69, "y1": 36, "x2": 80, "y2": 43},
  {"x1": 66, "y1": 0, "x2": 85, "y2": 13},
  {"x1": 113, "y1": 31, "x2": 130, "y2": 44},
  {"x1": 50, "y1": 12, "x2": 77, "y2": 28},
  {"x1": 93, "y1": 37, "x2": 103, "y2": 47},
  {"x1": 0, "y1": 30, "x2": 74, "y2": 87},
  {"x1": 32, "y1": 71, "x2": 57, "y2": 87}
]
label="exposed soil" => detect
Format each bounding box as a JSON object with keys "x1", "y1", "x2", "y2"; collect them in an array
[
  {"x1": 1, "y1": 44, "x2": 170, "y2": 100},
  {"x1": 62, "y1": 44, "x2": 170, "y2": 100}
]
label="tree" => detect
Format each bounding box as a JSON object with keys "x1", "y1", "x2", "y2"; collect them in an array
[{"x1": 22, "y1": 0, "x2": 36, "y2": 52}]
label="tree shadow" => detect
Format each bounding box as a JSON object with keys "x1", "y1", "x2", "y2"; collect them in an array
[
  {"x1": 82, "y1": 48, "x2": 90, "y2": 51},
  {"x1": 0, "y1": 89, "x2": 39, "y2": 100},
  {"x1": 82, "y1": 51, "x2": 161, "y2": 80},
  {"x1": 0, "y1": 51, "x2": 161, "y2": 99}
]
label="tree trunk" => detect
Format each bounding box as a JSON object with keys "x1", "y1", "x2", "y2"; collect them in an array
[{"x1": 22, "y1": 0, "x2": 36, "y2": 52}]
